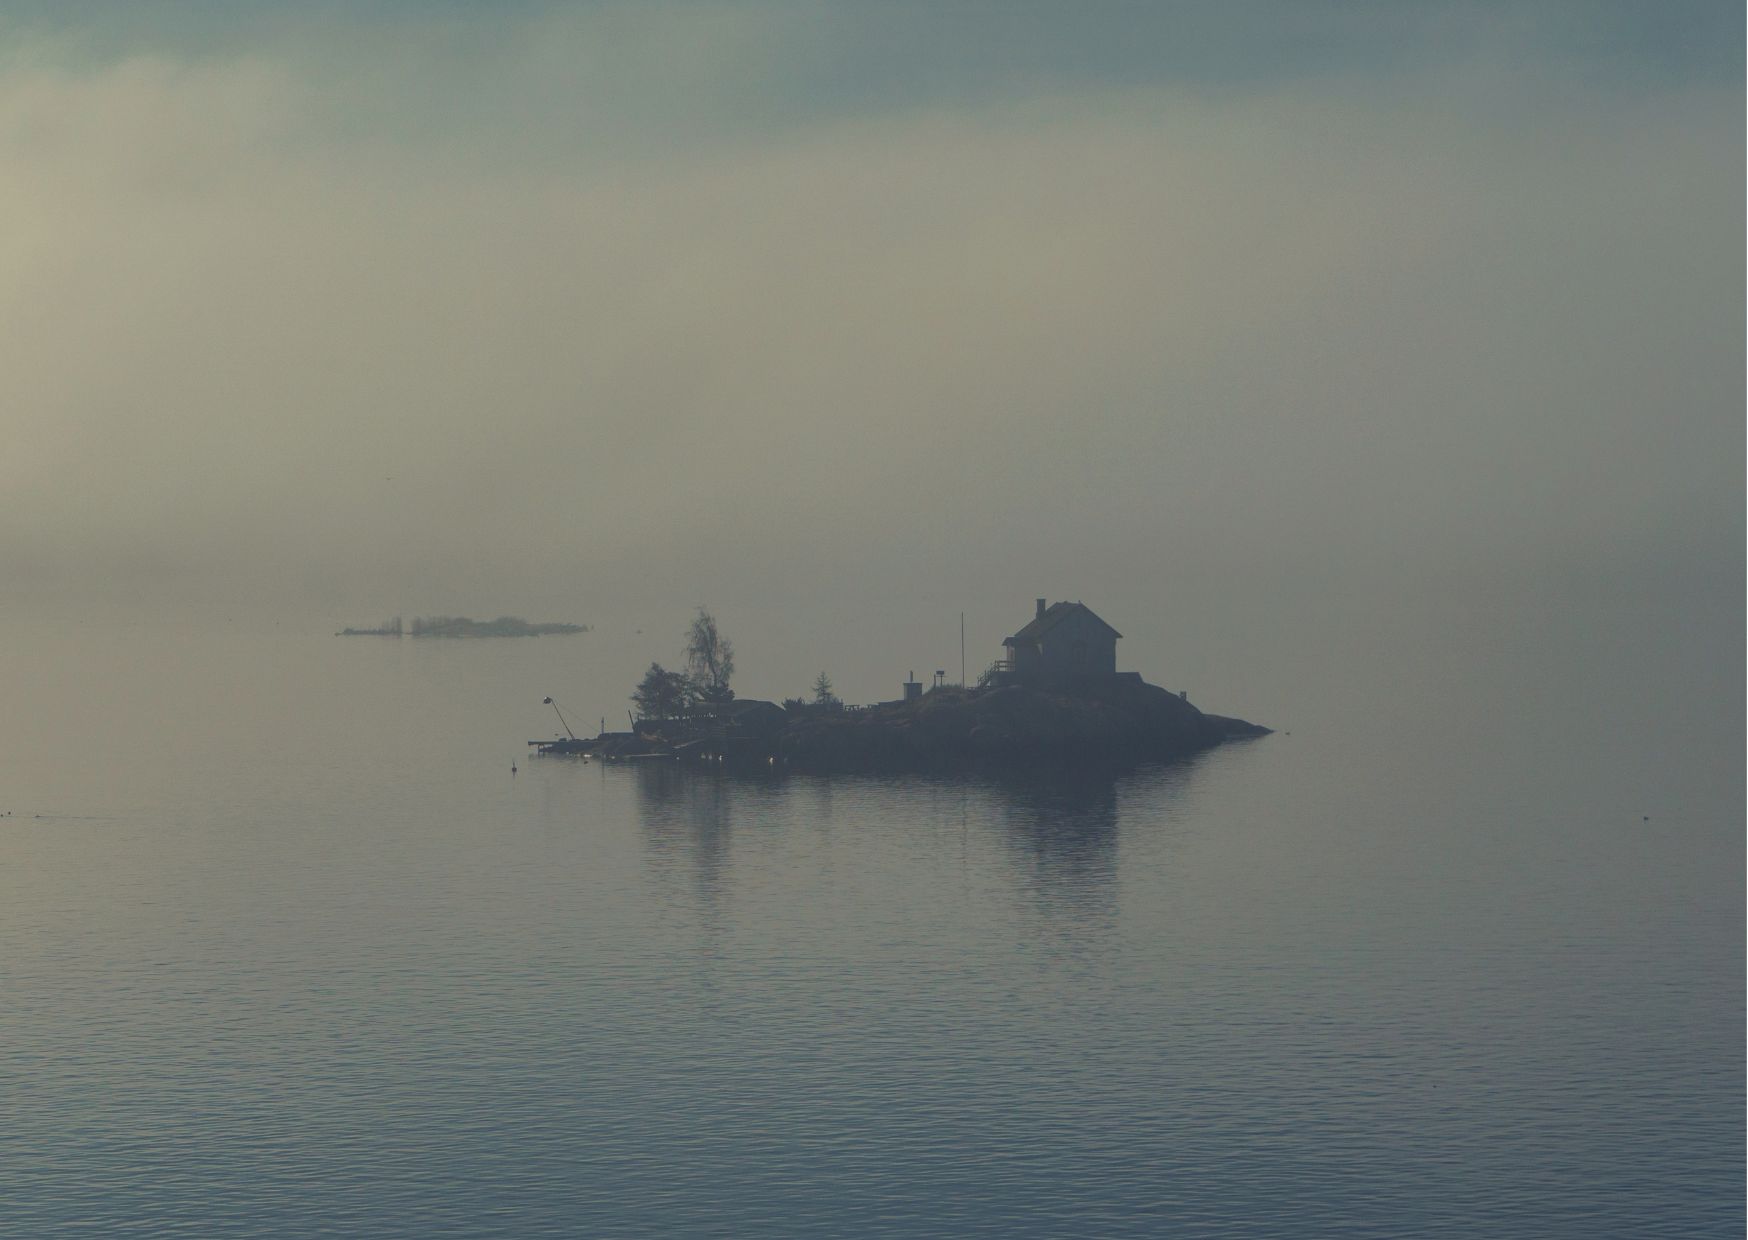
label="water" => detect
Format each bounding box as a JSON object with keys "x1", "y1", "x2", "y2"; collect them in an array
[{"x1": 1, "y1": 595, "x2": 1739, "y2": 1237}]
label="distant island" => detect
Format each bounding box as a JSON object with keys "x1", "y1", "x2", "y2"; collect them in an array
[
  {"x1": 532, "y1": 600, "x2": 1266, "y2": 773},
  {"x1": 338, "y1": 615, "x2": 588, "y2": 638}
]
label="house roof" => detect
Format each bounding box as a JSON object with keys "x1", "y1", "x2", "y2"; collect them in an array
[
  {"x1": 1004, "y1": 601, "x2": 1122, "y2": 646},
  {"x1": 719, "y1": 698, "x2": 784, "y2": 717}
]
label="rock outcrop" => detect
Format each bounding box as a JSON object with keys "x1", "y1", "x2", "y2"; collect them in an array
[
  {"x1": 775, "y1": 678, "x2": 1267, "y2": 773},
  {"x1": 540, "y1": 678, "x2": 1267, "y2": 772}
]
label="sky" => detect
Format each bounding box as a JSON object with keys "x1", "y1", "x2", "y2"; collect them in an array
[{"x1": 0, "y1": 2, "x2": 1740, "y2": 694}]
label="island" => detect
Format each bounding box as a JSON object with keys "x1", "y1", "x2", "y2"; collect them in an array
[
  {"x1": 533, "y1": 599, "x2": 1267, "y2": 773},
  {"x1": 338, "y1": 615, "x2": 587, "y2": 638}
]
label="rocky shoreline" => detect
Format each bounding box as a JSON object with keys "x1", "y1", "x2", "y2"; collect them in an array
[{"x1": 548, "y1": 676, "x2": 1267, "y2": 774}]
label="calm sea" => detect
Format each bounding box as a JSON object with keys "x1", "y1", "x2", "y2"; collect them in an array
[{"x1": 1, "y1": 593, "x2": 1740, "y2": 1237}]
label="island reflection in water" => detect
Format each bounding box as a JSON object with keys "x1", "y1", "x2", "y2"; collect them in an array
[{"x1": 628, "y1": 758, "x2": 1205, "y2": 934}]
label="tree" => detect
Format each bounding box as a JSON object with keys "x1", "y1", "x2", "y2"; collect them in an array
[
  {"x1": 632, "y1": 662, "x2": 691, "y2": 721},
  {"x1": 811, "y1": 671, "x2": 840, "y2": 710},
  {"x1": 684, "y1": 607, "x2": 735, "y2": 706}
]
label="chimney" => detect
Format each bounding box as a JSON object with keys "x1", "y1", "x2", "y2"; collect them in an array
[{"x1": 1036, "y1": 598, "x2": 1047, "y2": 619}]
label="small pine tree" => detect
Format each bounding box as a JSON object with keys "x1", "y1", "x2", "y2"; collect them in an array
[{"x1": 632, "y1": 663, "x2": 691, "y2": 721}]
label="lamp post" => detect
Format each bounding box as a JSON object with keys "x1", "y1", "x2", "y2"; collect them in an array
[{"x1": 542, "y1": 696, "x2": 577, "y2": 741}]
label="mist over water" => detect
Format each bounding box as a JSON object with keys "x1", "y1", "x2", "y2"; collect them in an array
[{"x1": 0, "y1": 586, "x2": 1738, "y2": 1237}]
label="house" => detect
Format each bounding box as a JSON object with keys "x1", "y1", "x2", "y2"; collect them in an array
[{"x1": 1001, "y1": 598, "x2": 1122, "y2": 689}]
